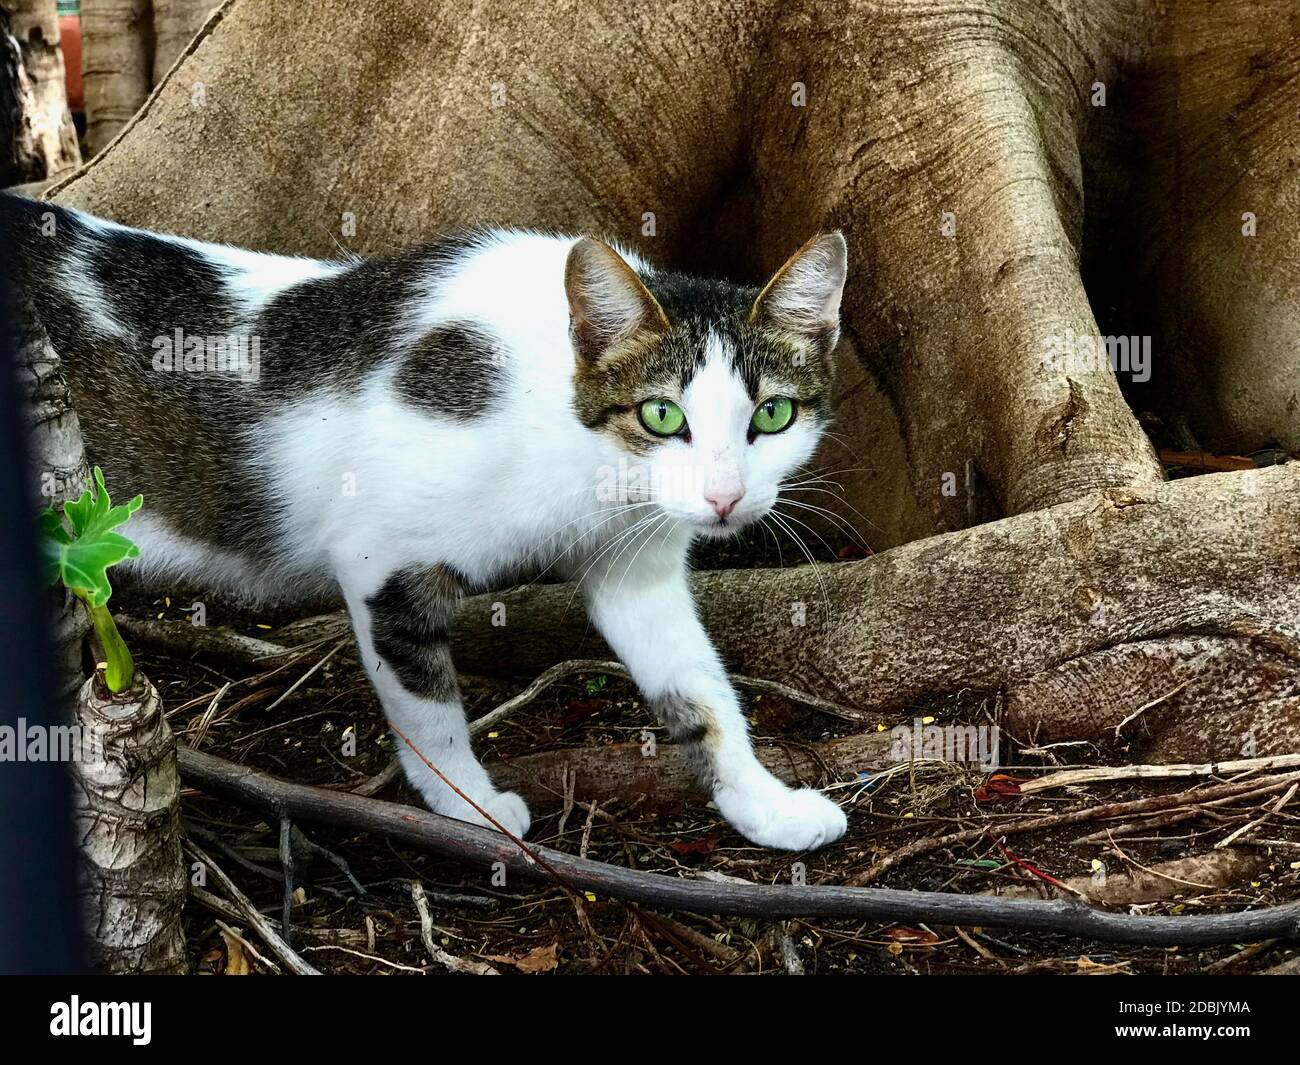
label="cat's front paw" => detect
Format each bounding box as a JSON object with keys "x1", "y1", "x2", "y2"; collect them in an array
[
  {"x1": 474, "y1": 789, "x2": 532, "y2": 838},
  {"x1": 718, "y1": 785, "x2": 847, "y2": 852}
]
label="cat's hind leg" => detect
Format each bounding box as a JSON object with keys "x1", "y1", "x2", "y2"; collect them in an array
[{"x1": 338, "y1": 563, "x2": 530, "y2": 836}]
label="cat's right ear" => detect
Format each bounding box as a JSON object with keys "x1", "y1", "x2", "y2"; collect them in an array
[{"x1": 565, "y1": 238, "x2": 669, "y2": 363}]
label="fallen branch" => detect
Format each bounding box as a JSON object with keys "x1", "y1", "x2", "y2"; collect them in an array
[
  {"x1": 474, "y1": 658, "x2": 867, "y2": 736},
  {"x1": 215, "y1": 919, "x2": 281, "y2": 975},
  {"x1": 177, "y1": 744, "x2": 1300, "y2": 946},
  {"x1": 116, "y1": 614, "x2": 299, "y2": 663},
  {"x1": 183, "y1": 837, "x2": 320, "y2": 975},
  {"x1": 444, "y1": 466, "x2": 1300, "y2": 763},
  {"x1": 1215, "y1": 784, "x2": 1298, "y2": 849},
  {"x1": 410, "y1": 881, "x2": 498, "y2": 975},
  {"x1": 1068, "y1": 775, "x2": 1300, "y2": 844},
  {"x1": 1020, "y1": 753, "x2": 1300, "y2": 795},
  {"x1": 980, "y1": 851, "x2": 1269, "y2": 905}
]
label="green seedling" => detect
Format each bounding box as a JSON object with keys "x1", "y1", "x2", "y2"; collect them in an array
[{"x1": 38, "y1": 466, "x2": 143, "y2": 694}]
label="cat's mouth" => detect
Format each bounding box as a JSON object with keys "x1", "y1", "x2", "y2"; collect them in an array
[{"x1": 694, "y1": 509, "x2": 757, "y2": 539}]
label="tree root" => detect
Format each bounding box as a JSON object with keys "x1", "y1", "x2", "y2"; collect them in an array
[{"x1": 489, "y1": 732, "x2": 888, "y2": 812}]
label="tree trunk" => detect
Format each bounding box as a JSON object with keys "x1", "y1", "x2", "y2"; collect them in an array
[
  {"x1": 750, "y1": 1, "x2": 1169, "y2": 527},
  {"x1": 11, "y1": 281, "x2": 189, "y2": 972},
  {"x1": 14, "y1": 291, "x2": 90, "y2": 702},
  {"x1": 13, "y1": 275, "x2": 188, "y2": 972},
  {"x1": 1088, "y1": 4, "x2": 1300, "y2": 457},
  {"x1": 72, "y1": 673, "x2": 187, "y2": 974},
  {"x1": 50, "y1": 0, "x2": 1300, "y2": 531},
  {"x1": 151, "y1": 0, "x2": 209, "y2": 82},
  {"x1": 80, "y1": 0, "x2": 151, "y2": 157},
  {"x1": 0, "y1": 0, "x2": 79, "y2": 183}
]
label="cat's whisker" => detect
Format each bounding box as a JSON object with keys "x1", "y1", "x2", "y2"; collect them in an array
[
  {"x1": 776, "y1": 499, "x2": 870, "y2": 553},
  {"x1": 567, "y1": 511, "x2": 664, "y2": 594},
  {"x1": 758, "y1": 515, "x2": 787, "y2": 569},
  {"x1": 782, "y1": 462, "x2": 875, "y2": 484},
  {"x1": 560, "y1": 514, "x2": 665, "y2": 616},
  {"x1": 766, "y1": 509, "x2": 834, "y2": 641},
  {"x1": 531, "y1": 499, "x2": 656, "y2": 556},
  {"x1": 527, "y1": 504, "x2": 660, "y2": 587},
  {"x1": 775, "y1": 496, "x2": 877, "y2": 550},
  {"x1": 771, "y1": 505, "x2": 842, "y2": 567},
  {"x1": 779, "y1": 485, "x2": 882, "y2": 536},
  {"x1": 525, "y1": 502, "x2": 660, "y2": 588},
  {"x1": 812, "y1": 429, "x2": 864, "y2": 461},
  {"x1": 611, "y1": 513, "x2": 675, "y2": 600}
]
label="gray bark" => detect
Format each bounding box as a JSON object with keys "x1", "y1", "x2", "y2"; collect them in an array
[
  {"x1": 73, "y1": 675, "x2": 187, "y2": 974},
  {"x1": 0, "y1": 0, "x2": 79, "y2": 180},
  {"x1": 15, "y1": 295, "x2": 90, "y2": 702},
  {"x1": 151, "y1": 0, "x2": 211, "y2": 81},
  {"x1": 80, "y1": 0, "x2": 151, "y2": 156},
  {"x1": 491, "y1": 732, "x2": 891, "y2": 812}
]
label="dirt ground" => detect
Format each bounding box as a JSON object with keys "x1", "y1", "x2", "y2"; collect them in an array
[{"x1": 118, "y1": 435, "x2": 1299, "y2": 976}]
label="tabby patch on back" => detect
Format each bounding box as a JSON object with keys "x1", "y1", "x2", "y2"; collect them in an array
[{"x1": 3, "y1": 190, "x2": 852, "y2": 852}]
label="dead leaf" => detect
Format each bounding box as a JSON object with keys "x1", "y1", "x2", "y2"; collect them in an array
[
  {"x1": 670, "y1": 834, "x2": 721, "y2": 856},
  {"x1": 483, "y1": 942, "x2": 559, "y2": 974},
  {"x1": 561, "y1": 698, "x2": 606, "y2": 726},
  {"x1": 219, "y1": 928, "x2": 251, "y2": 975},
  {"x1": 974, "y1": 773, "x2": 1025, "y2": 804}
]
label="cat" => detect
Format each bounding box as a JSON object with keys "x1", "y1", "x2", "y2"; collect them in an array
[{"x1": 1, "y1": 191, "x2": 849, "y2": 851}]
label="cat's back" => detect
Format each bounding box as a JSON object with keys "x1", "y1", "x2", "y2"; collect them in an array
[{"x1": 2, "y1": 197, "x2": 607, "y2": 597}]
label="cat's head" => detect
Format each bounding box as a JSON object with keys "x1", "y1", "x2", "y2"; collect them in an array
[{"x1": 566, "y1": 233, "x2": 847, "y2": 537}]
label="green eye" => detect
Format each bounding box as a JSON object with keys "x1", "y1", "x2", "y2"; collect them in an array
[
  {"x1": 751, "y1": 396, "x2": 796, "y2": 434},
  {"x1": 639, "y1": 398, "x2": 687, "y2": 437}
]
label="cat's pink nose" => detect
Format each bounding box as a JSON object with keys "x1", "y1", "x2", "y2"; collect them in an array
[{"x1": 706, "y1": 490, "x2": 743, "y2": 519}]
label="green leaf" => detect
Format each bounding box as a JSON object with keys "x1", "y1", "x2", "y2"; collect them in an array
[{"x1": 38, "y1": 467, "x2": 143, "y2": 607}]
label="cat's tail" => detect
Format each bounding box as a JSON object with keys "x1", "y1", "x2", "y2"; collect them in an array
[
  {"x1": 0, "y1": 190, "x2": 263, "y2": 377},
  {"x1": 0, "y1": 191, "x2": 83, "y2": 300}
]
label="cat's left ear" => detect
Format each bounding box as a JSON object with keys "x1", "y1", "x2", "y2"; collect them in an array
[
  {"x1": 565, "y1": 238, "x2": 669, "y2": 364},
  {"x1": 749, "y1": 231, "x2": 848, "y2": 347}
]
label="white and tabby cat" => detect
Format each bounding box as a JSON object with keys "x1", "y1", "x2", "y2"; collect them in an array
[{"x1": 3, "y1": 192, "x2": 849, "y2": 851}]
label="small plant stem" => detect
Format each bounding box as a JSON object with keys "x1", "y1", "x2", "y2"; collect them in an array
[{"x1": 84, "y1": 598, "x2": 135, "y2": 693}]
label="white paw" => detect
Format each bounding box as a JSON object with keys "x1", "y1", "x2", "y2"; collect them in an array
[
  {"x1": 718, "y1": 785, "x2": 847, "y2": 851},
  {"x1": 472, "y1": 789, "x2": 532, "y2": 838}
]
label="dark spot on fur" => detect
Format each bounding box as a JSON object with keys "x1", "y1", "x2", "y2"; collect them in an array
[
  {"x1": 366, "y1": 566, "x2": 464, "y2": 700},
  {"x1": 254, "y1": 238, "x2": 474, "y2": 397},
  {"x1": 394, "y1": 320, "x2": 503, "y2": 417}
]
